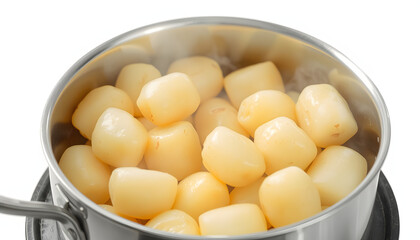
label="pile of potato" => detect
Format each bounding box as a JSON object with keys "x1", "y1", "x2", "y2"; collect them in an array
[{"x1": 59, "y1": 57, "x2": 367, "y2": 236}]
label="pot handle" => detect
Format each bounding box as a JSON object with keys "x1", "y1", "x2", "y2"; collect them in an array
[{"x1": 0, "y1": 195, "x2": 86, "y2": 240}]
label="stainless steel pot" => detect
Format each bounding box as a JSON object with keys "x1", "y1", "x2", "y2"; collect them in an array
[{"x1": 0, "y1": 17, "x2": 390, "y2": 240}]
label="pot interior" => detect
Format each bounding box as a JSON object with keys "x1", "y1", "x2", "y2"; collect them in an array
[{"x1": 48, "y1": 20, "x2": 382, "y2": 188}]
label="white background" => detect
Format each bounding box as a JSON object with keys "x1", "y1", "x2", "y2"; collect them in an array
[{"x1": 0, "y1": 0, "x2": 418, "y2": 239}]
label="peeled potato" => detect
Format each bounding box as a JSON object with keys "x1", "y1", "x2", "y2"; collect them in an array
[
  {"x1": 254, "y1": 117, "x2": 317, "y2": 174},
  {"x1": 99, "y1": 204, "x2": 137, "y2": 222},
  {"x1": 173, "y1": 172, "x2": 229, "y2": 221},
  {"x1": 137, "y1": 72, "x2": 200, "y2": 126},
  {"x1": 259, "y1": 166, "x2": 321, "y2": 228},
  {"x1": 296, "y1": 84, "x2": 358, "y2": 148},
  {"x1": 224, "y1": 61, "x2": 285, "y2": 108},
  {"x1": 146, "y1": 209, "x2": 200, "y2": 235},
  {"x1": 116, "y1": 63, "x2": 161, "y2": 117},
  {"x1": 167, "y1": 56, "x2": 223, "y2": 102},
  {"x1": 230, "y1": 176, "x2": 265, "y2": 207},
  {"x1": 109, "y1": 167, "x2": 177, "y2": 219},
  {"x1": 199, "y1": 203, "x2": 267, "y2": 236},
  {"x1": 144, "y1": 121, "x2": 202, "y2": 181},
  {"x1": 307, "y1": 145, "x2": 367, "y2": 206},
  {"x1": 237, "y1": 90, "x2": 296, "y2": 136},
  {"x1": 194, "y1": 97, "x2": 249, "y2": 144},
  {"x1": 64, "y1": 58, "x2": 370, "y2": 237},
  {"x1": 59, "y1": 145, "x2": 111, "y2": 204},
  {"x1": 91, "y1": 107, "x2": 148, "y2": 168},
  {"x1": 72, "y1": 85, "x2": 134, "y2": 139},
  {"x1": 202, "y1": 126, "x2": 265, "y2": 187}
]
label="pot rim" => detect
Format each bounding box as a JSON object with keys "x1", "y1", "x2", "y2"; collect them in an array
[{"x1": 40, "y1": 16, "x2": 391, "y2": 239}]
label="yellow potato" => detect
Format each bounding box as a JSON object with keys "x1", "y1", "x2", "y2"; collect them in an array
[
  {"x1": 144, "y1": 121, "x2": 202, "y2": 181},
  {"x1": 116, "y1": 63, "x2": 161, "y2": 117},
  {"x1": 199, "y1": 203, "x2": 267, "y2": 236},
  {"x1": 307, "y1": 145, "x2": 367, "y2": 206},
  {"x1": 64, "y1": 58, "x2": 369, "y2": 236},
  {"x1": 137, "y1": 72, "x2": 200, "y2": 126},
  {"x1": 254, "y1": 117, "x2": 317, "y2": 175},
  {"x1": 259, "y1": 166, "x2": 321, "y2": 228},
  {"x1": 91, "y1": 108, "x2": 148, "y2": 168},
  {"x1": 202, "y1": 126, "x2": 265, "y2": 187},
  {"x1": 194, "y1": 97, "x2": 249, "y2": 144},
  {"x1": 230, "y1": 176, "x2": 265, "y2": 207},
  {"x1": 146, "y1": 209, "x2": 200, "y2": 235},
  {"x1": 59, "y1": 145, "x2": 111, "y2": 204},
  {"x1": 224, "y1": 61, "x2": 285, "y2": 108},
  {"x1": 173, "y1": 172, "x2": 229, "y2": 221},
  {"x1": 109, "y1": 167, "x2": 177, "y2": 219},
  {"x1": 296, "y1": 84, "x2": 358, "y2": 148},
  {"x1": 167, "y1": 56, "x2": 223, "y2": 102},
  {"x1": 72, "y1": 85, "x2": 134, "y2": 139},
  {"x1": 237, "y1": 90, "x2": 296, "y2": 136},
  {"x1": 99, "y1": 204, "x2": 137, "y2": 222}
]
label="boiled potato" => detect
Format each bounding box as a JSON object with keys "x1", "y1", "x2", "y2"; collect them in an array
[
  {"x1": 237, "y1": 90, "x2": 296, "y2": 136},
  {"x1": 199, "y1": 203, "x2": 267, "y2": 236},
  {"x1": 109, "y1": 167, "x2": 177, "y2": 219},
  {"x1": 296, "y1": 84, "x2": 358, "y2": 148},
  {"x1": 137, "y1": 72, "x2": 200, "y2": 126},
  {"x1": 202, "y1": 126, "x2": 265, "y2": 187},
  {"x1": 99, "y1": 204, "x2": 137, "y2": 222},
  {"x1": 307, "y1": 145, "x2": 367, "y2": 206},
  {"x1": 65, "y1": 58, "x2": 370, "y2": 236},
  {"x1": 72, "y1": 85, "x2": 134, "y2": 139},
  {"x1": 230, "y1": 176, "x2": 265, "y2": 207},
  {"x1": 59, "y1": 145, "x2": 111, "y2": 204},
  {"x1": 254, "y1": 117, "x2": 317, "y2": 174},
  {"x1": 259, "y1": 166, "x2": 321, "y2": 228},
  {"x1": 116, "y1": 63, "x2": 161, "y2": 117},
  {"x1": 224, "y1": 61, "x2": 285, "y2": 108},
  {"x1": 91, "y1": 107, "x2": 148, "y2": 168},
  {"x1": 173, "y1": 172, "x2": 229, "y2": 221},
  {"x1": 194, "y1": 97, "x2": 249, "y2": 144},
  {"x1": 144, "y1": 121, "x2": 202, "y2": 181},
  {"x1": 146, "y1": 209, "x2": 200, "y2": 235},
  {"x1": 167, "y1": 56, "x2": 223, "y2": 102}
]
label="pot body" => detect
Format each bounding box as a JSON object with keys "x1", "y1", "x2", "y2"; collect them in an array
[{"x1": 42, "y1": 17, "x2": 390, "y2": 240}]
